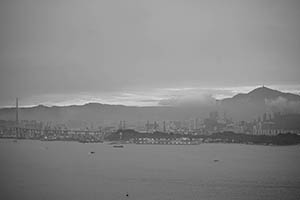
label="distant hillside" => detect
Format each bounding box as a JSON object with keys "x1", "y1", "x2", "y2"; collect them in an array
[
  {"x1": 0, "y1": 86, "x2": 299, "y2": 126},
  {"x1": 220, "y1": 86, "x2": 300, "y2": 120},
  {"x1": 0, "y1": 103, "x2": 212, "y2": 128},
  {"x1": 223, "y1": 86, "x2": 300, "y2": 102}
]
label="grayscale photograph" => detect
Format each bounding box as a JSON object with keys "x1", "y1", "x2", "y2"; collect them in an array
[{"x1": 0, "y1": 0, "x2": 300, "y2": 199}]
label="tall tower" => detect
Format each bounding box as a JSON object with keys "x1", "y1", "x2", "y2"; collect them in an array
[
  {"x1": 163, "y1": 121, "x2": 166, "y2": 133},
  {"x1": 16, "y1": 98, "x2": 19, "y2": 137},
  {"x1": 122, "y1": 120, "x2": 126, "y2": 130},
  {"x1": 119, "y1": 121, "x2": 123, "y2": 130},
  {"x1": 146, "y1": 121, "x2": 149, "y2": 133},
  {"x1": 154, "y1": 121, "x2": 158, "y2": 131},
  {"x1": 16, "y1": 98, "x2": 19, "y2": 126}
]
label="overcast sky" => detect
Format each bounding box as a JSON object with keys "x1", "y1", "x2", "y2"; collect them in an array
[{"x1": 1, "y1": 0, "x2": 300, "y2": 107}]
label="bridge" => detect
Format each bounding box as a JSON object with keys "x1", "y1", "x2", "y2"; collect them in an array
[
  {"x1": 0, "y1": 98, "x2": 106, "y2": 141},
  {"x1": 0, "y1": 126, "x2": 105, "y2": 141}
]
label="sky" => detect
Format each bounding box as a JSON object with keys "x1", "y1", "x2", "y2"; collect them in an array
[{"x1": 0, "y1": 0, "x2": 300, "y2": 107}]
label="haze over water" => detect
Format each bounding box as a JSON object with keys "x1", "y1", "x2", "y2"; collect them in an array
[{"x1": 1, "y1": 140, "x2": 300, "y2": 200}]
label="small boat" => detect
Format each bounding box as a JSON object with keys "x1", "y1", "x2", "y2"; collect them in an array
[
  {"x1": 89, "y1": 151, "x2": 95, "y2": 154},
  {"x1": 113, "y1": 145, "x2": 124, "y2": 148}
]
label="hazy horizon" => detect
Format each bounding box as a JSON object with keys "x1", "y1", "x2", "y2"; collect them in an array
[
  {"x1": 1, "y1": 0, "x2": 300, "y2": 107},
  {"x1": 0, "y1": 84, "x2": 299, "y2": 108}
]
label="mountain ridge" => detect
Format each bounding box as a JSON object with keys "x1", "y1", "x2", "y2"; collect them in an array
[
  {"x1": 219, "y1": 86, "x2": 300, "y2": 120},
  {"x1": 0, "y1": 86, "x2": 299, "y2": 125},
  {"x1": 222, "y1": 86, "x2": 300, "y2": 102}
]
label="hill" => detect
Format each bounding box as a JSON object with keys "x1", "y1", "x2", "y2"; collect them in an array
[
  {"x1": 0, "y1": 86, "x2": 299, "y2": 127},
  {"x1": 220, "y1": 86, "x2": 300, "y2": 120}
]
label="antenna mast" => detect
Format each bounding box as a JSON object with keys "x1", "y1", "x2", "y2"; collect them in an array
[{"x1": 16, "y1": 98, "x2": 19, "y2": 126}]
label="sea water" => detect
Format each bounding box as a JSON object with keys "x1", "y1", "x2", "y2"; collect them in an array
[{"x1": 0, "y1": 139, "x2": 300, "y2": 200}]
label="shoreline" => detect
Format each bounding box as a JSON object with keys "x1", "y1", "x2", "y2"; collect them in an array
[{"x1": 1, "y1": 137, "x2": 300, "y2": 147}]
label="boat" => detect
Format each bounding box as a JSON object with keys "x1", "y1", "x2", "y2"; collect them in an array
[
  {"x1": 113, "y1": 145, "x2": 124, "y2": 148},
  {"x1": 112, "y1": 132, "x2": 125, "y2": 148}
]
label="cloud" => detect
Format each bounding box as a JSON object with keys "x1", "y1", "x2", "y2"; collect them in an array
[
  {"x1": 2, "y1": 84, "x2": 300, "y2": 108},
  {"x1": 265, "y1": 97, "x2": 300, "y2": 113},
  {"x1": 158, "y1": 90, "x2": 216, "y2": 107}
]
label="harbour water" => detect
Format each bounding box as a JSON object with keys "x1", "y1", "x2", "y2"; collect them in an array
[{"x1": 0, "y1": 139, "x2": 300, "y2": 200}]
